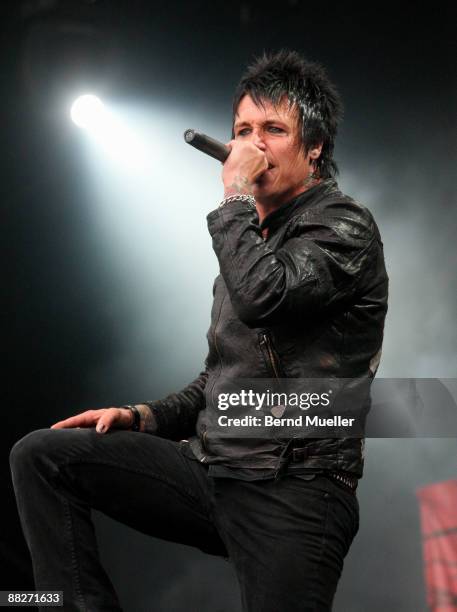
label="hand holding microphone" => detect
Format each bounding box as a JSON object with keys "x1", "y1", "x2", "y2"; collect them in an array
[{"x1": 184, "y1": 129, "x2": 268, "y2": 196}]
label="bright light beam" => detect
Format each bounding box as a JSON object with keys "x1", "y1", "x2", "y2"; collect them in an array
[
  {"x1": 71, "y1": 94, "x2": 106, "y2": 130},
  {"x1": 70, "y1": 94, "x2": 149, "y2": 172}
]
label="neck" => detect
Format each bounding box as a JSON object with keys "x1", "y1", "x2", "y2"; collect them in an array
[{"x1": 256, "y1": 177, "x2": 322, "y2": 224}]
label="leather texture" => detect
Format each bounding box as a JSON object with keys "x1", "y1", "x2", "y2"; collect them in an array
[{"x1": 146, "y1": 179, "x2": 389, "y2": 478}]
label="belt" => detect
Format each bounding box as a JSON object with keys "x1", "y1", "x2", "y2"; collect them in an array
[{"x1": 275, "y1": 442, "x2": 358, "y2": 492}]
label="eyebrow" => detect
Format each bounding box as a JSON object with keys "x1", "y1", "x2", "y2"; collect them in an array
[{"x1": 233, "y1": 119, "x2": 288, "y2": 130}]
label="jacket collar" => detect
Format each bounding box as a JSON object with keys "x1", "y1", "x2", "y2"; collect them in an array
[{"x1": 259, "y1": 178, "x2": 338, "y2": 233}]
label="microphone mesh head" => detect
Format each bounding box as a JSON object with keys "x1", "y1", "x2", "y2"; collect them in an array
[{"x1": 184, "y1": 129, "x2": 196, "y2": 143}]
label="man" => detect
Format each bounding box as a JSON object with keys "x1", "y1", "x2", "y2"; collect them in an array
[{"x1": 10, "y1": 50, "x2": 388, "y2": 611}]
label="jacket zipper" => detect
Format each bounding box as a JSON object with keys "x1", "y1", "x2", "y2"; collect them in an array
[
  {"x1": 203, "y1": 290, "x2": 226, "y2": 464},
  {"x1": 200, "y1": 430, "x2": 208, "y2": 462},
  {"x1": 259, "y1": 332, "x2": 283, "y2": 379}
]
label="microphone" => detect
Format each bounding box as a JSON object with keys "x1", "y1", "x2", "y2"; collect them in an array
[{"x1": 184, "y1": 129, "x2": 230, "y2": 162}]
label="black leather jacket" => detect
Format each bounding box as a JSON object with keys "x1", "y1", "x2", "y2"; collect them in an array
[{"x1": 146, "y1": 179, "x2": 388, "y2": 478}]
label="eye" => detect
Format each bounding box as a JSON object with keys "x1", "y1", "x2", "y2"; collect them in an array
[
  {"x1": 237, "y1": 128, "x2": 251, "y2": 137},
  {"x1": 268, "y1": 126, "x2": 284, "y2": 133}
]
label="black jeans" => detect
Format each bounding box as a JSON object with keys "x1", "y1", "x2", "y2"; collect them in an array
[{"x1": 9, "y1": 428, "x2": 359, "y2": 611}]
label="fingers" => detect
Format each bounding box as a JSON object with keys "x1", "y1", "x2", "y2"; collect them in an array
[
  {"x1": 51, "y1": 410, "x2": 102, "y2": 430},
  {"x1": 96, "y1": 407, "x2": 133, "y2": 433},
  {"x1": 50, "y1": 408, "x2": 114, "y2": 432},
  {"x1": 95, "y1": 408, "x2": 116, "y2": 433},
  {"x1": 221, "y1": 141, "x2": 233, "y2": 164},
  {"x1": 50, "y1": 407, "x2": 132, "y2": 434}
]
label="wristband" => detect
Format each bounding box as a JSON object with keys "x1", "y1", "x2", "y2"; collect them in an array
[{"x1": 122, "y1": 404, "x2": 141, "y2": 432}]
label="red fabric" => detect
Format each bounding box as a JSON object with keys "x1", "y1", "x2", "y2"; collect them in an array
[{"x1": 417, "y1": 480, "x2": 457, "y2": 611}]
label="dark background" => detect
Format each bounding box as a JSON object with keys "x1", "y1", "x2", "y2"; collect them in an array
[{"x1": 2, "y1": 1, "x2": 456, "y2": 610}]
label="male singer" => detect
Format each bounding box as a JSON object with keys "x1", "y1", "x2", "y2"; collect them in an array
[{"x1": 10, "y1": 50, "x2": 388, "y2": 611}]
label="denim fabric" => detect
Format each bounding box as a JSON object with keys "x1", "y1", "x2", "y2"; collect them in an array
[{"x1": 10, "y1": 428, "x2": 359, "y2": 612}]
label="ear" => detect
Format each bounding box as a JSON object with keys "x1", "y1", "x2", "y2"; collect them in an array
[{"x1": 308, "y1": 143, "x2": 323, "y2": 161}]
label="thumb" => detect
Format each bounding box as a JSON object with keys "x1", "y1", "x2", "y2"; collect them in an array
[{"x1": 96, "y1": 420, "x2": 108, "y2": 434}]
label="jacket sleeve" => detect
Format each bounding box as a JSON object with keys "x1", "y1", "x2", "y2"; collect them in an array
[
  {"x1": 206, "y1": 198, "x2": 378, "y2": 328},
  {"x1": 140, "y1": 368, "x2": 208, "y2": 440}
]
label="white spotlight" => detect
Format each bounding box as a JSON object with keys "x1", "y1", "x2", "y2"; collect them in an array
[
  {"x1": 71, "y1": 94, "x2": 106, "y2": 129},
  {"x1": 70, "y1": 95, "x2": 149, "y2": 172}
]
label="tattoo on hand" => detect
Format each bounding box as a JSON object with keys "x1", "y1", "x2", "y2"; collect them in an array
[{"x1": 225, "y1": 175, "x2": 253, "y2": 197}]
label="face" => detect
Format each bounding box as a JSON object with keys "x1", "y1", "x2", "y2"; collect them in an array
[{"x1": 233, "y1": 95, "x2": 321, "y2": 208}]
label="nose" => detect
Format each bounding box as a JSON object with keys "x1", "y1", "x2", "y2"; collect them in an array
[{"x1": 252, "y1": 129, "x2": 266, "y2": 150}]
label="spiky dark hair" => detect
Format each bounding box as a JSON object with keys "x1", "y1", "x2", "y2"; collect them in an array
[{"x1": 232, "y1": 49, "x2": 344, "y2": 179}]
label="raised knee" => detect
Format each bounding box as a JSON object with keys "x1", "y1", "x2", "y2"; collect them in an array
[{"x1": 9, "y1": 428, "x2": 58, "y2": 471}]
